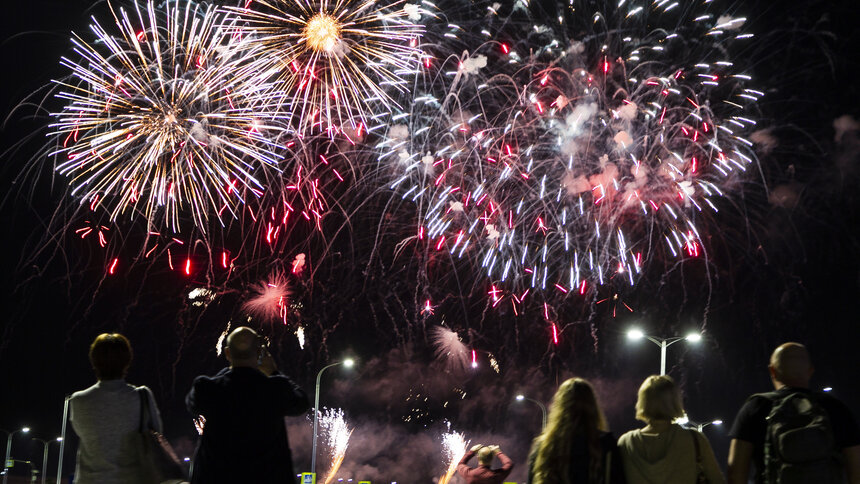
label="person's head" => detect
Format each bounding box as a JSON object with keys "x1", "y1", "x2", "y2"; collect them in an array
[
  {"x1": 769, "y1": 342, "x2": 813, "y2": 389},
  {"x1": 225, "y1": 326, "x2": 262, "y2": 367},
  {"x1": 530, "y1": 378, "x2": 607, "y2": 484},
  {"x1": 477, "y1": 446, "x2": 497, "y2": 465},
  {"x1": 89, "y1": 333, "x2": 132, "y2": 380},
  {"x1": 635, "y1": 375, "x2": 685, "y2": 424},
  {"x1": 545, "y1": 378, "x2": 608, "y2": 434}
]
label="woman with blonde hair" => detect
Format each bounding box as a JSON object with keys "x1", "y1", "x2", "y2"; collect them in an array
[
  {"x1": 527, "y1": 377, "x2": 626, "y2": 484},
  {"x1": 617, "y1": 375, "x2": 724, "y2": 484}
]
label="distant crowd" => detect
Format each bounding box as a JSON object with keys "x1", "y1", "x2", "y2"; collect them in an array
[{"x1": 66, "y1": 330, "x2": 859, "y2": 484}]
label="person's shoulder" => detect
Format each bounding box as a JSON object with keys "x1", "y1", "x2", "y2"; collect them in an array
[
  {"x1": 617, "y1": 428, "x2": 639, "y2": 445},
  {"x1": 191, "y1": 371, "x2": 225, "y2": 388},
  {"x1": 70, "y1": 383, "x2": 99, "y2": 401}
]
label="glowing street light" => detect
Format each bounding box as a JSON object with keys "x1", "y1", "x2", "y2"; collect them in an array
[
  {"x1": 311, "y1": 359, "x2": 356, "y2": 476},
  {"x1": 3, "y1": 427, "x2": 29, "y2": 484},
  {"x1": 515, "y1": 394, "x2": 548, "y2": 430},
  {"x1": 627, "y1": 328, "x2": 703, "y2": 375}
]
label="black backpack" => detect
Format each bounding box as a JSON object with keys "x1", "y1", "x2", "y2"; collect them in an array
[{"x1": 760, "y1": 390, "x2": 843, "y2": 483}]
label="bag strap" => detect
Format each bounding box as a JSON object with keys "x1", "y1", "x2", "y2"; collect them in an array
[
  {"x1": 689, "y1": 429, "x2": 703, "y2": 466},
  {"x1": 604, "y1": 450, "x2": 612, "y2": 484},
  {"x1": 137, "y1": 387, "x2": 149, "y2": 433}
]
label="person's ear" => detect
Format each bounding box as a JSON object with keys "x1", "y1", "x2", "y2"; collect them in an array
[{"x1": 225, "y1": 347, "x2": 233, "y2": 363}]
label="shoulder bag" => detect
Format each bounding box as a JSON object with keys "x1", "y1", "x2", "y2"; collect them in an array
[{"x1": 137, "y1": 388, "x2": 187, "y2": 483}]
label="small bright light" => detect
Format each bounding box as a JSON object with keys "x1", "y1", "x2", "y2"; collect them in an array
[
  {"x1": 56, "y1": 437, "x2": 63, "y2": 442},
  {"x1": 516, "y1": 395, "x2": 525, "y2": 401},
  {"x1": 343, "y1": 358, "x2": 355, "y2": 368},
  {"x1": 21, "y1": 427, "x2": 30, "y2": 433},
  {"x1": 685, "y1": 333, "x2": 702, "y2": 343},
  {"x1": 183, "y1": 457, "x2": 191, "y2": 462},
  {"x1": 471, "y1": 362, "x2": 478, "y2": 368},
  {"x1": 627, "y1": 329, "x2": 644, "y2": 340},
  {"x1": 823, "y1": 387, "x2": 833, "y2": 392},
  {"x1": 712, "y1": 419, "x2": 723, "y2": 425},
  {"x1": 676, "y1": 415, "x2": 689, "y2": 425}
]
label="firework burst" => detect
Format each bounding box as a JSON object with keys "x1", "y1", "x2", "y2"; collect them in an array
[
  {"x1": 438, "y1": 423, "x2": 467, "y2": 484},
  {"x1": 242, "y1": 271, "x2": 291, "y2": 323},
  {"x1": 224, "y1": 0, "x2": 425, "y2": 134},
  {"x1": 50, "y1": 0, "x2": 284, "y2": 232},
  {"x1": 383, "y1": 0, "x2": 762, "y2": 308},
  {"x1": 319, "y1": 407, "x2": 353, "y2": 484}
]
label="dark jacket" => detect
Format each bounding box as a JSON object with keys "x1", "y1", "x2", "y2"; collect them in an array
[
  {"x1": 527, "y1": 430, "x2": 626, "y2": 484},
  {"x1": 457, "y1": 449, "x2": 514, "y2": 484},
  {"x1": 187, "y1": 367, "x2": 310, "y2": 484}
]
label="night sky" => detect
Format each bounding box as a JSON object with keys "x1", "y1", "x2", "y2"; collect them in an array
[{"x1": 2, "y1": 0, "x2": 860, "y2": 482}]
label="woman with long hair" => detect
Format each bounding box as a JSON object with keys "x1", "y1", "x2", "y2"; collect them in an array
[
  {"x1": 617, "y1": 375, "x2": 724, "y2": 484},
  {"x1": 527, "y1": 377, "x2": 626, "y2": 484}
]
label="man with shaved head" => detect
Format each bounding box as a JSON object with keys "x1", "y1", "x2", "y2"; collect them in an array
[
  {"x1": 727, "y1": 343, "x2": 860, "y2": 484},
  {"x1": 187, "y1": 326, "x2": 309, "y2": 483}
]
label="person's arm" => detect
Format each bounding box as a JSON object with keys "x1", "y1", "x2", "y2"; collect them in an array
[
  {"x1": 495, "y1": 451, "x2": 514, "y2": 478},
  {"x1": 457, "y1": 450, "x2": 477, "y2": 477},
  {"x1": 186, "y1": 376, "x2": 209, "y2": 416},
  {"x1": 727, "y1": 439, "x2": 754, "y2": 484},
  {"x1": 696, "y1": 432, "x2": 725, "y2": 484},
  {"x1": 271, "y1": 375, "x2": 310, "y2": 415},
  {"x1": 843, "y1": 445, "x2": 860, "y2": 484}
]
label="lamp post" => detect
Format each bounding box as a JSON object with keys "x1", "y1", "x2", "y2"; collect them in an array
[
  {"x1": 677, "y1": 415, "x2": 723, "y2": 432},
  {"x1": 3, "y1": 427, "x2": 29, "y2": 484},
  {"x1": 626, "y1": 329, "x2": 702, "y2": 375},
  {"x1": 515, "y1": 395, "x2": 548, "y2": 430},
  {"x1": 697, "y1": 419, "x2": 723, "y2": 432},
  {"x1": 311, "y1": 358, "x2": 354, "y2": 476},
  {"x1": 31, "y1": 437, "x2": 62, "y2": 484}
]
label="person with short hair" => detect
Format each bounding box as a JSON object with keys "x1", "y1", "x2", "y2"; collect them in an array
[
  {"x1": 186, "y1": 326, "x2": 309, "y2": 484},
  {"x1": 69, "y1": 333, "x2": 163, "y2": 484},
  {"x1": 457, "y1": 443, "x2": 514, "y2": 484},
  {"x1": 727, "y1": 342, "x2": 860, "y2": 484},
  {"x1": 618, "y1": 375, "x2": 725, "y2": 484},
  {"x1": 527, "y1": 377, "x2": 625, "y2": 484}
]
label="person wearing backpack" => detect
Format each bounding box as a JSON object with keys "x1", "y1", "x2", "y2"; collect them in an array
[{"x1": 727, "y1": 342, "x2": 860, "y2": 484}]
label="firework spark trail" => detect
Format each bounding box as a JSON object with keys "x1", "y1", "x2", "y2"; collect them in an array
[
  {"x1": 381, "y1": 0, "x2": 762, "y2": 313},
  {"x1": 319, "y1": 407, "x2": 353, "y2": 484},
  {"x1": 224, "y1": 0, "x2": 426, "y2": 134},
  {"x1": 49, "y1": 0, "x2": 285, "y2": 233},
  {"x1": 438, "y1": 424, "x2": 468, "y2": 484}
]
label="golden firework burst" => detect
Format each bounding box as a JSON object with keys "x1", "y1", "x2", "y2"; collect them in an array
[
  {"x1": 304, "y1": 13, "x2": 342, "y2": 53},
  {"x1": 226, "y1": 0, "x2": 424, "y2": 134}
]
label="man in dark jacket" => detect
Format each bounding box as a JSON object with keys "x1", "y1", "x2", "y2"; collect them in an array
[
  {"x1": 187, "y1": 327, "x2": 309, "y2": 483},
  {"x1": 457, "y1": 444, "x2": 514, "y2": 484}
]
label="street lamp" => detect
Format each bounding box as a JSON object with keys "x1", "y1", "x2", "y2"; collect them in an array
[
  {"x1": 515, "y1": 394, "x2": 548, "y2": 430},
  {"x1": 3, "y1": 426, "x2": 29, "y2": 484},
  {"x1": 626, "y1": 328, "x2": 702, "y2": 375},
  {"x1": 31, "y1": 437, "x2": 62, "y2": 484},
  {"x1": 311, "y1": 358, "x2": 355, "y2": 476},
  {"x1": 697, "y1": 419, "x2": 723, "y2": 432}
]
